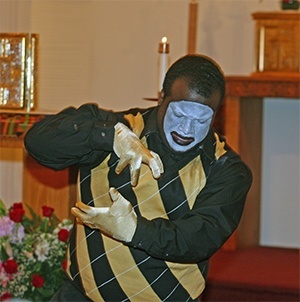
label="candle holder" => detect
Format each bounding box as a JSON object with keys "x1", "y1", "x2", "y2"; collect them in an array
[
  {"x1": 158, "y1": 37, "x2": 170, "y2": 54},
  {"x1": 158, "y1": 37, "x2": 170, "y2": 95}
]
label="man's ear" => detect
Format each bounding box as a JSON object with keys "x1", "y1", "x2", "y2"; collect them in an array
[{"x1": 158, "y1": 90, "x2": 164, "y2": 105}]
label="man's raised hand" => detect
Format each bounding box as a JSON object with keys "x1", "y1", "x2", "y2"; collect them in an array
[{"x1": 113, "y1": 122, "x2": 164, "y2": 186}]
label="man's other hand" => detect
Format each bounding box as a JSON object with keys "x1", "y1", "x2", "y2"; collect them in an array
[{"x1": 71, "y1": 188, "x2": 137, "y2": 242}]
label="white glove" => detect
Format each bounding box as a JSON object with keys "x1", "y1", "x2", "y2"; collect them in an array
[
  {"x1": 71, "y1": 188, "x2": 137, "y2": 242},
  {"x1": 113, "y1": 122, "x2": 164, "y2": 186}
]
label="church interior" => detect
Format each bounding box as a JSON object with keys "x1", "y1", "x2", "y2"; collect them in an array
[{"x1": 0, "y1": 1, "x2": 299, "y2": 301}]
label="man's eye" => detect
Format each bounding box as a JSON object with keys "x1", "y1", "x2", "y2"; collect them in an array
[
  {"x1": 172, "y1": 109, "x2": 183, "y2": 118},
  {"x1": 174, "y1": 112, "x2": 183, "y2": 118},
  {"x1": 198, "y1": 117, "x2": 210, "y2": 124}
]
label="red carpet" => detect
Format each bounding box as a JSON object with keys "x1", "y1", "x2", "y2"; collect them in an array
[{"x1": 201, "y1": 247, "x2": 299, "y2": 301}]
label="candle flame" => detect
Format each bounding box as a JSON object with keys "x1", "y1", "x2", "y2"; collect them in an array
[{"x1": 161, "y1": 37, "x2": 167, "y2": 43}]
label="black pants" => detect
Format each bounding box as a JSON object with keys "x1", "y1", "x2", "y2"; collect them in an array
[{"x1": 51, "y1": 280, "x2": 92, "y2": 302}]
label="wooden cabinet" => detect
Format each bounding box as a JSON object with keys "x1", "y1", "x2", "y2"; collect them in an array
[{"x1": 252, "y1": 12, "x2": 299, "y2": 75}]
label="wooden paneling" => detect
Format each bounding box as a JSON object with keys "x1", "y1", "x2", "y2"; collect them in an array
[
  {"x1": 237, "y1": 97, "x2": 263, "y2": 247},
  {"x1": 23, "y1": 150, "x2": 78, "y2": 220}
]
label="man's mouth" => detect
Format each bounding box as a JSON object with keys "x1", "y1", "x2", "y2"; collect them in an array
[{"x1": 171, "y1": 132, "x2": 194, "y2": 146}]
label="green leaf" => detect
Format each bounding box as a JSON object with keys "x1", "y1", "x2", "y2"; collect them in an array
[
  {"x1": 0, "y1": 242, "x2": 9, "y2": 261},
  {"x1": 0, "y1": 199, "x2": 7, "y2": 217},
  {"x1": 37, "y1": 287, "x2": 54, "y2": 296},
  {"x1": 40, "y1": 218, "x2": 49, "y2": 233},
  {"x1": 51, "y1": 213, "x2": 61, "y2": 225},
  {"x1": 25, "y1": 203, "x2": 39, "y2": 221},
  {"x1": 34, "y1": 262, "x2": 42, "y2": 271}
]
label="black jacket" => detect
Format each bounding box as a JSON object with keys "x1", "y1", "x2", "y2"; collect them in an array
[{"x1": 25, "y1": 103, "x2": 252, "y2": 301}]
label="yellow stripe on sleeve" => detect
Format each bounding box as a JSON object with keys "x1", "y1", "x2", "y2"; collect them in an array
[{"x1": 166, "y1": 261, "x2": 205, "y2": 299}]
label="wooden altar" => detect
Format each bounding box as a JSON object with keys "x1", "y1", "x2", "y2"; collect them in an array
[
  {"x1": 223, "y1": 74, "x2": 300, "y2": 249},
  {"x1": 222, "y1": 11, "x2": 300, "y2": 249}
]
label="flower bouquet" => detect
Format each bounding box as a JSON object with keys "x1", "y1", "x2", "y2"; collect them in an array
[{"x1": 0, "y1": 200, "x2": 73, "y2": 301}]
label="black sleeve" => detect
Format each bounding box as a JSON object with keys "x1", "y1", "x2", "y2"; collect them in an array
[
  {"x1": 128, "y1": 154, "x2": 252, "y2": 263},
  {"x1": 24, "y1": 103, "x2": 120, "y2": 170}
]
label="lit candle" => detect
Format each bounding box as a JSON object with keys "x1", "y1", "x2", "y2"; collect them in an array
[{"x1": 158, "y1": 37, "x2": 170, "y2": 94}]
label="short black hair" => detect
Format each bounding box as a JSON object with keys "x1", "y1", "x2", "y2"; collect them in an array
[{"x1": 163, "y1": 54, "x2": 225, "y2": 108}]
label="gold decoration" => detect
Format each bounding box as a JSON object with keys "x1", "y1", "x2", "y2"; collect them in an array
[
  {"x1": 252, "y1": 12, "x2": 300, "y2": 76},
  {"x1": 0, "y1": 33, "x2": 38, "y2": 110}
]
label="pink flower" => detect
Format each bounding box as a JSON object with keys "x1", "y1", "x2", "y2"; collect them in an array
[
  {"x1": 0, "y1": 261, "x2": 11, "y2": 287},
  {"x1": 0, "y1": 216, "x2": 14, "y2": 237}
]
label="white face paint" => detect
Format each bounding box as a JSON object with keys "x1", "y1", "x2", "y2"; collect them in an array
[{"x1": 163, "y1": 100, "x2": 214, "y2": 153}]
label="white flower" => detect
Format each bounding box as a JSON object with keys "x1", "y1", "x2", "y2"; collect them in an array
[
  {"x1": 10, "y1": 224, "x2": 25, "y2": 243},
  {"x1": 54, "y1": 219, "x2": 73, "y2": 234},
  {"x1": 35, "y1": 240, "x2": 50, "y2": 262},
  {"x1": 23, "y1": 250, "x2": 34, "y2": 260}
]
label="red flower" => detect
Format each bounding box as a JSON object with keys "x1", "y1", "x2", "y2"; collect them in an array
[
  {"x1": 58, "y1": 229, "x2": 70, "y2": 242},
  {"x1": 11, "y1": 202, "x2": 23, "y2": 210},
  {"x1": 0, "y1": 292, "x2": 13, "y2": 301},
  {"x1": 3, "y1": 259, "x2": 18, "y2": 274},
  {"x1": 42, "y1": 205, "x2": 54, "y2": 217},
  {"x1": 9, "y1": 204, "x2": 25, "y2": 223},
  {"x1": 32, "y1": 274, "x2": 45, "y2": 288},
  {"x1": 62, "y1": 259, "x2": 68, "y2": 271}
]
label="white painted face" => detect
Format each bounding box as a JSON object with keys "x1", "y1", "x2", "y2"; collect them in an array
[{"x1": 163, "y1": 100, "x2": 214, "y2": 153}]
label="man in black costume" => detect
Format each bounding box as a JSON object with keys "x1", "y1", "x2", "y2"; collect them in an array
[{"x1": 25, "y1": 54, "x2": 252, "y2": 301}]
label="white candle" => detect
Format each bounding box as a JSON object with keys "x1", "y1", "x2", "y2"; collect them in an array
[{"x1": 158, "y1": 37, "x2": 169, "y2": 94}]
